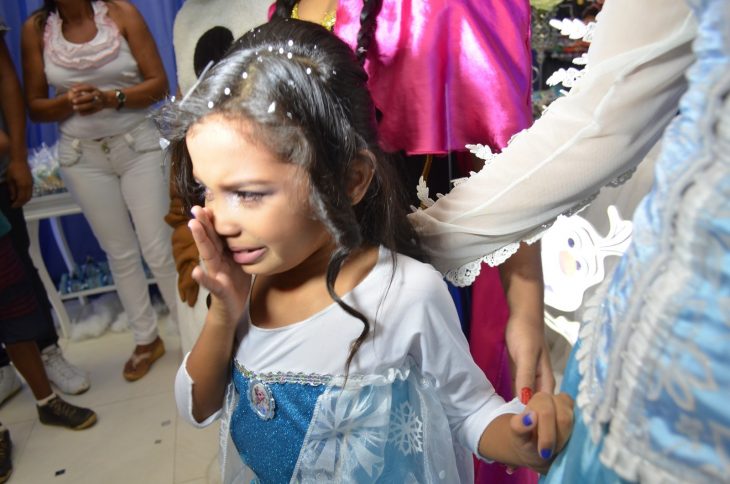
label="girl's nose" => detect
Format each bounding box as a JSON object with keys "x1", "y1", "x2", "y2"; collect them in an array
[{"x1": 207, "y1": 196, "x2": 241, "y2": 237}]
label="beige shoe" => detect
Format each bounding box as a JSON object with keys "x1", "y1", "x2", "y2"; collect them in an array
[{"x1": 123, "y1": 337, "x2": 165, "y2": 382}]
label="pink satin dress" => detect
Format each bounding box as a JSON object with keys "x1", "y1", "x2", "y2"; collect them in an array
[{"x1": 332, "y1": 0, "x2": 533, "y2": 155}]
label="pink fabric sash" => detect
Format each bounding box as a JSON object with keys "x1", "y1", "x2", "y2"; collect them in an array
[
  {"x1": 333, "y1": 0, "x2": 533, "y2": 154},
  {"x1": 271, "y1": 0, "x2": 533, "y2": 154}
]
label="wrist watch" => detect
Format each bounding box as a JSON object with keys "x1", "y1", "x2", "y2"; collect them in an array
[{"x1": 114, "y1": 89, "x2": 126, "y2": 110}]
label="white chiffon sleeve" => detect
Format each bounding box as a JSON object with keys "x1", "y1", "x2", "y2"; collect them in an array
[{"x1": 408, "y1": 0, "x2": 696, "y2": 285}]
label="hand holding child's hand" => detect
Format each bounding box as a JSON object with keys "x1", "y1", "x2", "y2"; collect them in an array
[
  {"x1": 510, "y1": 392, "x2": 573, "y2": 474},
  {"x1": 189, "y1": 205, "x2": 251, "y2": 326}
]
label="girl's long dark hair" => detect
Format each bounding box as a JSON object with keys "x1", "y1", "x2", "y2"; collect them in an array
[
  {"x1": 157, "y1": 19, "x2": 423, "y2": 374},
  {"x1": 272, "y1": 0, "x2": 383, "y2": 65}
]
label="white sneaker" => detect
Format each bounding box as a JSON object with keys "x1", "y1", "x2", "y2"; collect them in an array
[
  {"x1": 0, "y1": 366, "x2": 21, "y2": 407},
  {"x1": 41, "y1": 345, "x2": 90, "y2": 395}
]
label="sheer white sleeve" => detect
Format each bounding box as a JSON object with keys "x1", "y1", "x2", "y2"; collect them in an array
[{"x1": 408, "y1": 0, "x2": 696, "y2": 285}]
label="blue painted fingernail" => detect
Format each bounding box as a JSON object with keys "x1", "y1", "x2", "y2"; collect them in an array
[
  {"x1": 540, "y1": 448, "x2": 552, "y2": 460},
  {"x1": 522, "y1": 413, "x2": 533, "y2": 427}
]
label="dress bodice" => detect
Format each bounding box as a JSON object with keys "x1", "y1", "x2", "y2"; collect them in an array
[
  {"x1": 228, "y1": 360, "x2": 467, "y2": 483},
  {"x1": 230, "y1": 364, "x2": 327, "y2": 483}
]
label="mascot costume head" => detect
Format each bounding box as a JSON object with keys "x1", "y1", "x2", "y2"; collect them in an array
[{"x1": 173, "y1": 0, "x2": 269, "y2": 93}]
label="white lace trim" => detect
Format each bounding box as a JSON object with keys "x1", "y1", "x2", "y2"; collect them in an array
[
  {"x1": 573, "y1": 272, "x2": 610, "y2": 440},
  {"x1": 234, "y1": 361, "x2": 333, "y2": 386},
  {"x1": 435, "y1": 187, "x2": 602, "y2": 287},
  {"x1": 599, "y1": 440, "x2": 680, "y2": 484},
  {"x1": 548, "y1": 18, "x2": 596, "y2": 42}
]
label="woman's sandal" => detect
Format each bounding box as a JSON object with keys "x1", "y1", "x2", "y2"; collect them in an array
[{"x1": 123, "y1": 337, "x2": 165, "y2": 382}]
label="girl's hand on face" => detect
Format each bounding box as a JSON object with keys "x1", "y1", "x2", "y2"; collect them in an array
[
  {"x1": 509, "y1": 392, "x2": 574, "y2": 474},
  {"x1": 189, "y1": 205, "x2": 252, "y2": 326}
]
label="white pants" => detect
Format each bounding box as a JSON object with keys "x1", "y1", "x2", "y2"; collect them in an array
[{"x1": 58, "y1": 120, "x2": 178, "y2": 345}]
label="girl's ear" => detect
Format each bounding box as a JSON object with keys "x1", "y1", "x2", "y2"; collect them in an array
[{"x1": 347, "y1": 150, "x2": 375, "y2": 205}]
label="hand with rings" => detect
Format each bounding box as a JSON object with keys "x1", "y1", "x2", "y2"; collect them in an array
[{"x1": 69, "y1": 83, "x2": 105, "y2": 115}]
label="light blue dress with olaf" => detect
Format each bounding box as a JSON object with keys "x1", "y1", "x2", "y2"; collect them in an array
[{"x1": 545, "y1": 0, "x2": 730, "y2": 482}]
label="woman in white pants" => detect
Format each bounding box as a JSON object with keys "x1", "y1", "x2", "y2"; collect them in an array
[{"x1": 21, "y1": 0, "x2": 178, "y2": 381}]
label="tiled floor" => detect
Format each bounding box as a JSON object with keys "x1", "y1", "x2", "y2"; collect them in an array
[
  {"x1": 0, "y1": 314, "x2": 220, "y2": 484},
  {"x1": 0, "y1": 304, "x2": 575, "y2": 484}
]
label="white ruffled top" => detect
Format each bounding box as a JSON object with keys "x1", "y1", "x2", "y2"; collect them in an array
[
  {"x1": 43, "y1": 1, "x2": 121, "y2": 70},
  {"x1": 42, "y1": 1, "x2": 148, "y2": 139}
]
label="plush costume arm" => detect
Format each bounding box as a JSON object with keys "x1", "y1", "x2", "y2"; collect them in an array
[{"x1": 165, "y1": 179, "x2": 200, "y2": 307}]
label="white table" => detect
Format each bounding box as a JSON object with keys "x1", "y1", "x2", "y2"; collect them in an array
[
  {"x1": 24, "y1": 191, "x2": 161, "y2": 339},
  {"x1": 23, "y1": 191, "x2": 83, "y2": 339}
]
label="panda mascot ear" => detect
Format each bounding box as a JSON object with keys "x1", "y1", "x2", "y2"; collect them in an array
[
  {"x1": 173, "y1": 0, "x2": 270, "y2": 93},
  {"x1": 193, "y1": 26, "x2": 234, "y2": 78}
]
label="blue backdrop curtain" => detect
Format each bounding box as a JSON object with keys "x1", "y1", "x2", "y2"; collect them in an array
[{"x1": 0, "y1": 0, "x2": 185, "y2": 282}]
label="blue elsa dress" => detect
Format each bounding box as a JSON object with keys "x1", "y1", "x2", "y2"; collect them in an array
[{"x1": 545, "y1": 0, "x2": 730, "y2": 482}]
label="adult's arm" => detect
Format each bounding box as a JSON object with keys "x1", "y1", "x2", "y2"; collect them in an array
[
  {"x1": 0, "y1": 35, "x2": 32, "y2": 207},
  {"x1": 501, "y1": 241, "x2": 554, "y2": 395},
  {"x1": 104, "y1": 0, "x2": 168, "y2": 108},
  {"x1": 408, "y1": 0, "x2": 696, "y2": 279},
  {"x1": 21, "y1": 15, "x2": 76, "y2": 123}
]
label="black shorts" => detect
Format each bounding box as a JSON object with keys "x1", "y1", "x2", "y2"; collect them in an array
[{"x1": 0, "y1": 234, "x2": 45, "y2": 344}]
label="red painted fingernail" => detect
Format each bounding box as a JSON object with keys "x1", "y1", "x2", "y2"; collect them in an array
[{"x1": 520, "y1": 387, "x2": 533, "y2": 404}]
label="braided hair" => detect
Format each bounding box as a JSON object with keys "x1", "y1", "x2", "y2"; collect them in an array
[
  {"x1": 272, "y1": 0, "x2": 384, "y2": 65},
  {"x1": 354, "y1": 0, "x2": 382, "y2": 64}
]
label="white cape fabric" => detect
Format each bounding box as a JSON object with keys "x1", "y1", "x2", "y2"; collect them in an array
[{"x1": 208, "y1": 359, "x2": 522, "y2": 483}]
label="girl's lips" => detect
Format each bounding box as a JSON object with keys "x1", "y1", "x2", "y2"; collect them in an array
[{"x1": 230, "y1": 247, "x2": 266, "y2": 265}]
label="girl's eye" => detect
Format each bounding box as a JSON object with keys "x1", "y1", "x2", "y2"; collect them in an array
[
  {"x1": 235, "y1": 191, "x2": 267, "y2": 203},
  {"x1": 222, "y1": 190, "x2": 269, "y2": 208}
]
